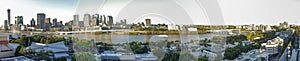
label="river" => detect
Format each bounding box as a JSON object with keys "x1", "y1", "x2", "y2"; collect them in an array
[{"x1": 60, "y1": 33, "x2": 230, "y2": 44}]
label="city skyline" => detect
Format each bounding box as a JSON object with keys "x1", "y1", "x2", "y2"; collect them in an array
[
  {"x1": 1, "y1": 0, "x2": 300, "y2": 61},
  {"x1": 1, "y1": 0, "x2": 300, "y2": 26}
]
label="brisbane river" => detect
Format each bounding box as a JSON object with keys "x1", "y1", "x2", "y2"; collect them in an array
[
  {"x1": 1, "y1": 30, "x2": 241, "y2": 44},
  {"x1": 60, "y1": 33, "x2": 231, "y2": 44}
]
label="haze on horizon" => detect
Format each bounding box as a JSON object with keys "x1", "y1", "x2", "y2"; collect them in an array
[{"x1": 0, "y1": 0, "x2": 300, "y2": 26}]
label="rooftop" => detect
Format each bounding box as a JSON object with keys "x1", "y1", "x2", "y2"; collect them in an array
[
  {"x1": 26, "y1": 41, "x2": 69, "y2": 52},
  {"x1": 1, "y1": 56, "x2": 33, "y2": 61}
]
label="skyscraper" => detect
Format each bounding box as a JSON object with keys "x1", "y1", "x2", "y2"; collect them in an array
[
  {"x1": 45, "y1": 18, "x2": 51, "y2": 30},
  {"x1": 145, "y1": 18, "x2": 151, "y2": 26},
  {"x1": 58, "y1": 21, "x2": 63, "y2": 27},
  {"x1": 91, "y1": 14, "x2": 98, "y2": 26},
  {"x1": 120, "y1": 19, "x2": 127, "y2": 25},
  {"x1": 107, "y1": 16, "x2": 113, "y2": 26},
  {"x1": 68, "y1": 20, "x2": 73, "y2": 26},
  {"x1": 78, "y1": 21, "x2": 84, "y2": 27},
  {"x1": 84, "y1": 13, "x2": 91, "y2": 27},
  {"x1": 94, "y1": 14, "x2": 100, "y2": 25},
  {"x1": 15, "y1": 16, "x2": 23, "y2": 25},
  {"x1": 102, "y1": 15, "x2": 107, "y2": 25},
  {"x1": 52, "y1": 18, "x2": 58, "y2": 27},
  {"x1": 99, "y1": 15, "x2": 102, "y2": 24},
  {"x1": 4, "y1": 20, "x2": 8, "y2": 30},
  {"x1": 30, "y1": 18, "x2": 35, "y2": 27},
  {"x1": 123, "y1": 19, "x2": 127, "y2": 25},
  {"x1": 73, "y1": 15, "x2": 79, "y2": 26},
  {"x1": 37, "y1": 13, "x2": 46, "y2": 29},
  {"x1": 7, "y1": 9, "x2": 11, "y2": 25},
  {"x1": 65, "y1": 23, "x2": 69, "y2": 26}
]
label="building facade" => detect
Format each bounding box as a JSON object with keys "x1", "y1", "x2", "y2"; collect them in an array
[
  {"x1": 15, "y1": 16, "x2": 23, "y2": 25},
  {"x1": 145, "y1": 18, "x2": 151, "y2": 26},
  {"x1": 7, "y1": 9, "x2": 11, "y2": 25},
  {"x1": 73, "y1": 14, "x2": 79, "y2": 26},
  {"x1": 52, "y1": 18, "x2": 58, "y2": 27},
  {"x1": 102, "y1": 15, "x2": 107, "y2": 25},
  {"x1": 37, "y1": 13, "x2": 46, "y2": 29},
  {"x1": 107, "y1": 16, "x2": 113, "y2": 26},
  {"x1": 84, "y1": 13, "x2": 91, "y2": 27},
  {"x1": 91, "y1": 14, "x2": 98, "y2": 26},
  {"x1": 45, "y1": 18, "x2": 51, "y2": 30},
  {"x1": 4, "y1": 20, "x2": 8, "y2": 30},
  {"x1": 0, "y1": 35, "x2": 14, "y2": 58},
  {"x1": 30, "y1": 18, "x2": 35, "y2": 27}
]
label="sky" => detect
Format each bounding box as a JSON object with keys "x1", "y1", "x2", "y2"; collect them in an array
[{"x1": 1, "y1": 0, "x2": 300, "y2": 26}]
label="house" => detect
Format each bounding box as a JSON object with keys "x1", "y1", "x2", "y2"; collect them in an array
[
  {"x1": 242, "y1": 41, "x2": 253, "y2": 46},
  {"x1": 98, "y1": 51, "x2": 157, "y2": 61},
  {"x1": 261, "y1": 37, "x2": 283, "y2": 55},
  {"x1": 98, "y1": 51, "x2": 136, "y2": 61},
  {"x1": 1, "y1": 56, "x2": 33, "y2": 61},
  {"x1": 26, "y1": 41, "x2": 69, "y2": 58},
  {"x1": 135, "y1": 52, "x2": 158, "y2": 61},
  {"x1": 0, "y1": 35, "x2": 16, "y2": 58},
  {"x1": 201, "y1": 50, "x2": 217, "y2": 60}
]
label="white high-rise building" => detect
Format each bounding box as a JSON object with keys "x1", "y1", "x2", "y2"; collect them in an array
[
  {"x1": 84, "y1": 13, "x2": 91, "y2": 27},
  {"x1": 73, "y1": 14, "x2": 79, "y2": 26}
]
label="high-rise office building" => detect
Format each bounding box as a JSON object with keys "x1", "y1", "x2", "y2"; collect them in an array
[
  {"x1": 45, "y1": 18, "x2": 51, "y2": 30},
  {"x1": 95, "y1": 14, "x2": 100, "y2": 25},
  {"x1": 58, "y1": 21, "x2": 63, "y2": 27},
  {"x1": 145, "y1": 18, "x2": 151, "y2": 26},
  {"x1": 7, "y1": 9, "x2": 11, "y2": 25},
  {"x1": 65, "y1": 23, "x2": 69, "y2": 26},
  {"x1": 124, "y1": 19, "x2": 127, "y2": 25},
  {"x1": 91, "y1": 14, "x2": 98, "y2": 26},
  {"x1": 15, "y1": 16, "x2": 23, "y2": 25},
  {"x1": 30, "y1": 18, "x2": 35, "y2": 27},
  {"x1": 52, "y1": 18, "x2": 58, "y2": 27},
  {"x1": 37, "y1": 13, "x2": 46, "y2": 29},
  {"x1": 68, "y1": 20, "x2": 73, "y2": 26},
  {"x1": 99, "y1": 15, "x2": 103, "y2": 24},
  {"x1": 78, "y1": 21, "x2": 84, "y2": 27},
  {"x1": 141, "y1": 22, "x2": 145, "y2": 26},
  {"x1": 73, "y1": 15, "x2": 79, "y2": 26},
  {"x1": 102, "y1": 15, "x2": 107, "y2": 25},
  {"x1": 84, "y1": 13, "x2": 91, "y2": 27},
  {"x1": 107, "y1": 16, "x2": 113, "y2": 26},
  {"x1": 120, "y1": 20, "x2": 124, "y2": 24},
  {"x1": 4, "y1": 20, "x2": 8, "y2": 30}
]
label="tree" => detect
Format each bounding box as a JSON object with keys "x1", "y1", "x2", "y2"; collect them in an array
[
  {"x1": 162, "y1": 52, "x2": 180, "y2": 61},
  {"x1": 227, "y1": 35, "x2": 247, "y2": 44},
  {"x1": 224, "y1": 48, "x2": 239, "y2": 60},
  {"x1": 35, "y1": 49, "x2": 53, "y2": 60},
  {"x1": 246, "y1": 32, "x2": 253, "y2": 41},
  {"x1": 129, "y1": 41, "x2": 150, "y2": 54},
  {"x1": 179, "y1": 52, "x2": 196, "y2": 61},
  {"x1": 74, "y1": 52, "x2": 96, "y2": 61},
  {"x1": 15, "y1": 46, "x2": 25, "y2": 56},
  {"x1": 57, "y1": 57, "x2": 67, "y2": 61},
  {"x1": 74, "y1": 40, "x2": 97, "y2": 53},
  {"x1": 203, "y1": 38, "x2": 208, "y2": 43},
  {"x1": 198, "y1": 56, "x2": 208, "y2": 61}
]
